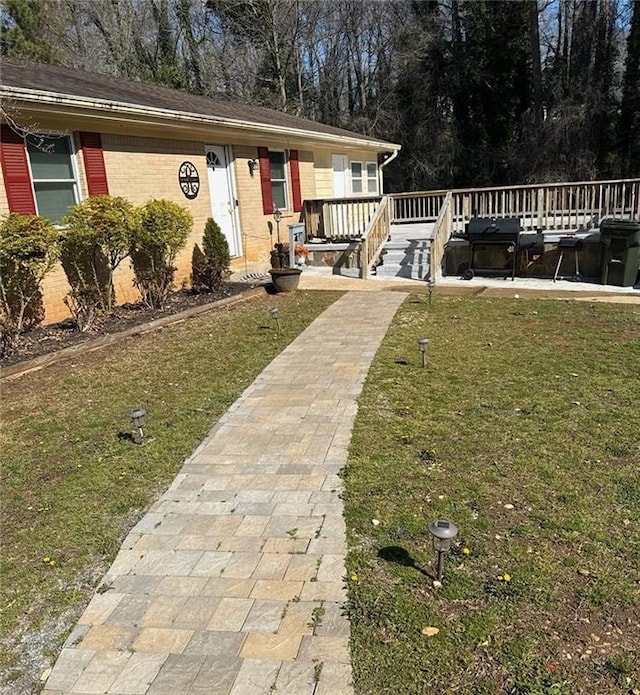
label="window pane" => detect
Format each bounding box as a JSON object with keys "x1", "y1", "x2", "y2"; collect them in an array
[
  {"x1": 367, "y1": 163, "x2": 377, "y2": 193},
  {"x1": 34, "y1": 182, "x2": 76, "y2": 222},
  {"x1": 351, "y1": 162, "x2": 363, "y2": 193},
  {"x1": 272, "y1": 181, "x2": 287, "y2": 210},
  {"x1": 269, "y1": 151, "x2": 286, "y2": 180},
  {"x1": 28, "y1": 137, "x2": 74, "y2": 180}
]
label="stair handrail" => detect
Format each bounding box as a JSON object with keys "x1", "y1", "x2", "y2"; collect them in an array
[
  {"x1": 430, "y1": 191, "x2": 453, "y2": 281},
  {"x1": 360, "y1": 195, "x2": 391, "y2": 279}
]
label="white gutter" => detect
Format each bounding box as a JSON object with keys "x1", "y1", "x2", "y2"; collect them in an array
[
  {"x1": 378, "y1": 148, "x2": 400, "y2": 194},
  {"x1": 0, "y1": 86, "x2": 401, "y2": 151}
]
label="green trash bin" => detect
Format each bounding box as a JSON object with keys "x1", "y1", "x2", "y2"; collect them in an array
[{"x1": 599, "y1": 218, "x2": 640, "y2": 287}]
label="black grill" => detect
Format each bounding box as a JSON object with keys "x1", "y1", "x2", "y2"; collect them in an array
[
  {"x1": 464, "y1": 217, "x2": 522, "y2": 280},
  {"x1": 467, "y1": 217, "x2": 521, "y2": 244}
]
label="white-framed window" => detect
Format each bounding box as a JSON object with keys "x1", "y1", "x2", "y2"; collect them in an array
[
  {"x1": 366, "y1": 161, "x2": 378, "y2": 194},
  {"x1": 269, "y1": 149, "x2": 288, "y2": 210},
  {"x1": 351, "y1": 161, "x2": 363, "y2": 194},
  {"x1": 26, "y1": 135, "x2": 80, "y2": 222}
]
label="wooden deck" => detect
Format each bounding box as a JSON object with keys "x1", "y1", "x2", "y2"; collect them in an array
[
  {"x1": 389, "y1": 221, "x2": 437, "y2": 241},
  {"x1": 301, "y1": 179, "x2": 640, "y2": 281}
]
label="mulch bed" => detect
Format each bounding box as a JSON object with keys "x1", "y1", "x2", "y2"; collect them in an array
[{"x1": 1, "y1": 283, "x2": 256, "y2": 369}]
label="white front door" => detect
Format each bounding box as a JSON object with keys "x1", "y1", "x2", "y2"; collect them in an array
[
  {"x1": 205, "y1": 145, "x2": 241, "y2": 257},
  {"x1": 332, "y1": 154, "x2": 349, "y2": 197}
]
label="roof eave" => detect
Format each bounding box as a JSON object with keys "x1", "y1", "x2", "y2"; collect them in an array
[{"x1": 0, "y1": 87, "x2": 401, "y2": 151}]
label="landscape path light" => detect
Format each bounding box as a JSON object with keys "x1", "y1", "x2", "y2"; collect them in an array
[
  {"x1": 427, "y1": 279, "x2": 435, "y2": 305},
  {"x1": 417, "y1": 337, "x2": 430, "y2": 368},
  {"x1": 269, "y1": 307, "x2": 281, "y2": 331},
  {"x1": 128, "y1": 408, "x2": 147, "y2": 445},
  {"x1": 429, "y1": 519, "x2": 458, "y2": 582}
]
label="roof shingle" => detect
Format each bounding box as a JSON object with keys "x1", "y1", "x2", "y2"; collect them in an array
[{"x1": 0, "y1": 59, "x2": 395, "y2": 147}]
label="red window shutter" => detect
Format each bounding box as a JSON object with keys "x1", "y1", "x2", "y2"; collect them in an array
[
  {"x1": 289, "y1": 149, "x2": 302, "y2": 212},
  {"x1": 258, "y1": 147, "x2": 273, "y2": 215},
  {"x1": 79, "y1": 132, "x2": 109, "y2": 196},
  {"x1": 0, "y1": 124, "x2": 36, "y2": 214}
]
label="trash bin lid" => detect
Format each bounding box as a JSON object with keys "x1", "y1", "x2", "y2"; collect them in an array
[{"x1": 599, "y1": 218, "x2": 640, "y2": 238}]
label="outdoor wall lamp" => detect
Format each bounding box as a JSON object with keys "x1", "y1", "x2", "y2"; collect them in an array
[
  {"x1": 429, "y1": 519, "x2": 458, "y2": 582},
  {"x1": 269, "y1": 307, "x2": 281, "y2": 331},
  {"x1": 417, "y1": 337, "x2": 430, "y2": 367},
  {"x1": 128, "y1": 408, "x2": 147, "y2": 445},
  {"x1": 248, "y1": 158, "x2": 259, "y2": 175}
]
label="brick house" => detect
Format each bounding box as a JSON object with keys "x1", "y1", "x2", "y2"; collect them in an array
[{"x1": 0, "y1": 59, "x2": 399, "y2": 322}]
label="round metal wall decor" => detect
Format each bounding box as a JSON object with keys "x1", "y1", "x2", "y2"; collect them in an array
[{"x1": 178, "y1": 161, "x2": 200, "y2": 199}]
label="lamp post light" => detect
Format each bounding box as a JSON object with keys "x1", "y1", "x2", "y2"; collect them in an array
[
  {"x1": 273, "y1": 207, "x2": 282, "y2": 245},
  {"x1": 417, "y1": 337, "x2": 430, "y2": 368},
  {"x1": 128, "y1": 408, "x2": 147, "y2": 445},
  {"x1": 429, "y1": 519, "x2": 458, "y2": 582},
  {"x1": 269, "y1": 307, "x2": 281, "y2": 331}
]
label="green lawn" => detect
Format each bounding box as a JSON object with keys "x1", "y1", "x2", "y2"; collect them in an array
[
  {"x1": 0, "y1": 290, "x2": 341, "y2": 684},
  {"x1": 345, "y1": 295, "x2": 640, "y2": 694}
]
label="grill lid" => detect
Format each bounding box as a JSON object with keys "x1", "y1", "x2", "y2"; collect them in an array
[{"x1": 466, "y1": 217, "x2": 521, "y2": 243}]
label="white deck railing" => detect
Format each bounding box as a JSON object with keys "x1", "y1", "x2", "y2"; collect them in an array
[
  {"x1": 451, "y1": 179, "x2": 640, "y2": 233},
  {"x1": 301, "y1": 196, "x2": 381, "y2": 240},
  {"x1": 391, "y1": 179, "x2": 640, "y2": 234},
  {"x1": 360, "y1": 196, "x2": 391, "y2": 279},
  {"x1": 429, "y1": 191, "x2": 453, "y2": 281},
  {"x1": 390, "y1": 190, "x2": 448, "y2": 223}
]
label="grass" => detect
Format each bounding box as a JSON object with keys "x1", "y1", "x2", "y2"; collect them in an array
[
  {"x1": 344, "y1": 295, "x2": 640, "y2": 694},
  {"x1": 0, "y1": 289, "x2": 341, "y2": 680}
]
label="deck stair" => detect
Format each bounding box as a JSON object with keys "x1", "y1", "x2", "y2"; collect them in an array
[{"x1": 374, "y1": 222, "x2": 436, "y2": 280}]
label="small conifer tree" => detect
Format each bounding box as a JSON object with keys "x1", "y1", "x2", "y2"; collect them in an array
[{"x1": 192, "y1": 218, "x2": 230, "y2": 292}]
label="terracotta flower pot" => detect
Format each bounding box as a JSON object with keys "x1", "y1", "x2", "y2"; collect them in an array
[{"x1": 269, "y1": 267, "x2": 302, "y2": 293}]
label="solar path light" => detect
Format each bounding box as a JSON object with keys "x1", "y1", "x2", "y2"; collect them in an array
[
  {"x1": 417, "y1": 337, "x2": 430, "y2": 368},
  {"x1": 427, "y1": 279, "x2": 435, "y2": 305},
  {"x1": 269, "y1": 307, "x2": 281, "y2": 331},
  {"x1": 128, "y1": 408, "x2": 147, "y2": 445},
  {"x1": 429, "y1": 519, "x2": 458, "y2": 582}
]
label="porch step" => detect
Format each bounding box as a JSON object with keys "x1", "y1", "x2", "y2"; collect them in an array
[{"x1": 373, "y1": 222, "x2": 434, "y2": 280}]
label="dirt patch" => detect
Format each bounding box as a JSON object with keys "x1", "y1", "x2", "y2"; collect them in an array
[
  {"x1": 0, "y1": 559, "x2": 109, "y2": 695},
  {"x1": 1, "y1": 283, "x2": 256, "y2": 369}
]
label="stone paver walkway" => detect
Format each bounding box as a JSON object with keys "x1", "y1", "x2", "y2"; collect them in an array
[{"x1": 43, "y1": 290, "x2": 407, "y2": 695}]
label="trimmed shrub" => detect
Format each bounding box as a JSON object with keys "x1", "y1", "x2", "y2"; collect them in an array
[
  {"x1": 192, "y1": 217, "x2": 230, "y2": 293},
  {"x1": 61, "y1": 196, "x2": 140, "y2": 330},
  {"x1": 132, "y1": 199, "x2": 192, "y2": 309},
  {"x1": 0, "y1": 213, "x2": 59, "y2": 355}
]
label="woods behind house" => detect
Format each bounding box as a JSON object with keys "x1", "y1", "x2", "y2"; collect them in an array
[{"x1": 2, "y1": 0, "x2": 639, "y2": 190}]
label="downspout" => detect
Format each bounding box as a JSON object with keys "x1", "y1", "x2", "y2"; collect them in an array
[{"x1": 378, "y1": 149, "x2": 399, "y2": 194}]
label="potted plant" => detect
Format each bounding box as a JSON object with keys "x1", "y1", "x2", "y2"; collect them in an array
[
  {"x1": 294, "y1": 243, "x2": 310, "y2": 267},
  {"x1": 268, "y1": 208, "x2": 303, "y2": 292}
]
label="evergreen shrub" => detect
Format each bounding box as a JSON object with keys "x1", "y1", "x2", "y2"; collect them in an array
[
  {"x1": 132, "y1": 199, "x2": 192, "y2": 309},
  {"x1": 192, "y1": 217, "x2": 230, "y2": 293},
  {"x1": 0, "y1": 213, "x2": 59, "y2": 355},
  {"x1": 61, "y1": 196, "x2": 139, "y2": 330}
]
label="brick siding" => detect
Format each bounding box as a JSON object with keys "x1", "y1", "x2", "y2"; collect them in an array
[{"x1": 2, "y1": 117, "x2": 380, "y2": 324}]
